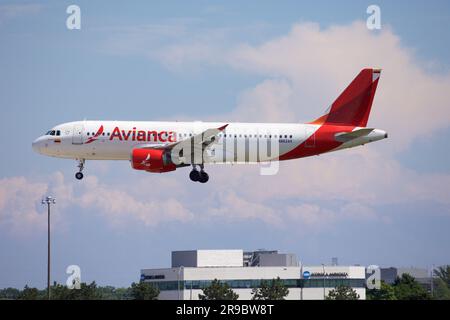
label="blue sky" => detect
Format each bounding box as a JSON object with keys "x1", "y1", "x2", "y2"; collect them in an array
[{"x1": 1, "y1": 0, "x2": 450, "y2": 289}]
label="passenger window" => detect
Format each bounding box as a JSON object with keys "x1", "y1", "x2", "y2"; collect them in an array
[
  {"x1": 87, "y1": 132, "x2": 90, "y2": 136},
  {"x1": 290, "y1": 135, "x2": 293, "y2": 138}
]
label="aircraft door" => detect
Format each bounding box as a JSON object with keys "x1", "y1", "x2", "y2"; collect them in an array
[{"x1": 72, "y1": 124, "x2": 84, "y2": 145}]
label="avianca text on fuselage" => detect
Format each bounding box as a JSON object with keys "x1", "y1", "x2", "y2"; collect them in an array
[
  {"x1": 109, "y1": 127, "x2": 177, "y2": 143},
  {"x1": 32, "y1": 68, "x2": 388, "y2": 183}
]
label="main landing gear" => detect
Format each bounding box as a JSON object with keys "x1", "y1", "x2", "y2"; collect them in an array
[
  {"x1": 189, "y1": 164, "x2": 209, "y2": 183},
  {"x1": 75, "y1": 159, "x2": 85, "y2": 180}
]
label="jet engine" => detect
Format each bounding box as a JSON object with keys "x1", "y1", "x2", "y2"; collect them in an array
[{"x1": 131, "y1": 148, "x2": 176, "y2": 173}]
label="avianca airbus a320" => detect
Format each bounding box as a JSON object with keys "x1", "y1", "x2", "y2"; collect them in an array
[{"x1": 32, "y1": 68, "x2": 387, "y2": 183}]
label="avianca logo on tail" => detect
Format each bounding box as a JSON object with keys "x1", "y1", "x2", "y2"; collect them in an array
[
  {"x1": 110, "y1": 127, "x2": 177, "y2": 143},
  {"x1": 85, "y1": 125, "x2": 104, "y2": 144}
]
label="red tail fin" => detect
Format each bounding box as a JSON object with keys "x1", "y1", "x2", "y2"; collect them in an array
[{"x1": 311, "y1": 68, "x2": 381, "y2": 127}]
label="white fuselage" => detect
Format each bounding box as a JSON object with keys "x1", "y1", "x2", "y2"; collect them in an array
[{"x1": 32, "y1": 120, "x2": 325, "y2": 163}]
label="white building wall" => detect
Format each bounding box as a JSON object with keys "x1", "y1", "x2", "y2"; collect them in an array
[
  {"x1": 182, "y1": 288, "x2": 303, "y2": 300},
  {"x1": 142, "y1": 265, "x2": 366, "y2": 300},
  {"x1": 197, "y1": 250, "x2": 243, "y2": 267},
  {"x1": 183, "y1": 266, "x2": 301, "y2": 280}
]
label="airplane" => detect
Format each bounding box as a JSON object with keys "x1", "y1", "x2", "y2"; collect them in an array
[{"x1": 32, "y1": 68, "x2": 387, "y2": 183}]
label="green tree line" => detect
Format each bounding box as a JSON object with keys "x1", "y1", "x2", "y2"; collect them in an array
[
  {"x1": 0, "y1": 281, "x2": 159, "y2": 300},
  {"x1": 2, "y1": 265, "x2": 448, "y2": 300}
]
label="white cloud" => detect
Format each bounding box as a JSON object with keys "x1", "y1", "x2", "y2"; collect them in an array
[
  {"x1": 229, "y1": 79, "x2": 295, "y2": 122},
  {"x1": 0, "y1": 176, "x2": 48, "y2": 234},
  {"x1": 0, "y1": 172, "x2": 194, "y2": 236},
  {"x1": 225, "y1": 22, "x2": 450, "y2": 149},
  {"x1": 207, "y1": 191, "x2": 283, "y2": 226},
  {"x1": 286, "y1": 204, "x2": 336, "y2": 229},
  {"x1": 104, "y1": 20, "x2": 450, "y2": 147},
  {"x1": 76, "y1": 176, "x2": 194, "y2": 227}
]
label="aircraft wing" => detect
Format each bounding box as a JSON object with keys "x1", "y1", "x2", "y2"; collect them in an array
[
  {"x1": 335, "y1": 128, "x2": 375, "y2": 142},
  {"x1": 136, "y1": 124, "x2": 228, "y2": 164}
]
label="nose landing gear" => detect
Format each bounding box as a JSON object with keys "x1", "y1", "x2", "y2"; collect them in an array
[
  {"x1": 75, "y1": 159, "x2": 85, "y2": 180},
  {"x1": 189, "y1": 164, "x2": 209, "y2": 183}
]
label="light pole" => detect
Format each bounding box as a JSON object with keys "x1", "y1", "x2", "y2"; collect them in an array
[
  {"x1": 42, "y1": 196, "x2": 55, "y2": 300},
  {"x1": 177, "y1": 266, "x2": 183, "y2": 300}
]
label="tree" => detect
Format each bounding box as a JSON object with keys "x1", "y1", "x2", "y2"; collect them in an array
[
  {"x1": 97, "y1": 286, "x2": 132, "y2": 300},
  {"x1": 51, "y1": 281, "x2": 102, "y2": 300},
  {"x1": 18, "y1": 285, "x2": 40, "y2": 300},
  {"x1": 130, "y1": 282, "x2": 159, "y2": 300},
  {"x1": 199, "y1": 279, "x2": 239, "y2": 300},
  {"x1": 393, "y1": 274, "x2": 431, "y2": 300},
  {"x1": 434, "y1": 265, "x2": 450, "y2": 287},
  {"x1": 326, "y1": 285, "x2": 360, "y2": 300},
  {"x1": 431, "y1": 265, "x2": 450, "y2": 300},
  {"x1": 113, "y1": 287, "x2": 133, "y2": 300},
  {"x1": 0, "y1": 287, "x2": 21, "y2": 300},
  {"x1": 433, "y1": 278, "x2": 450, "y2": 300},
  {"x1": 366, "y1": 281, "x2": 396, "y2": 300},
  {"x1": 251, "y1": 277, "x2": 289, "y2": 300}
]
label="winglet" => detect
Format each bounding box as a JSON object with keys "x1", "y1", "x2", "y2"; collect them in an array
[{"x1": 218, "y1": 124, "x2": 229, "y2": 131}]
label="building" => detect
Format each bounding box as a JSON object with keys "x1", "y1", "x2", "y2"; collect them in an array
[
  {"x1": 381, "y1": 267, "x2": 432, "y2": 291},
  {"x1": 380, "y1": 267, "x2": 397, "y2": 284},
  {"x1": 141, "y1": 249, "x2": 366, "y2": 300},
  {"x1": 243, "y1": 250, "x2": 299, "y2": 267}
]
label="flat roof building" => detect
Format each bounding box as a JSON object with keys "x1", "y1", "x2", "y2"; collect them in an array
[
  {"x1": 380, "y1": 267, "x2": 432, "y2": 291},
  {"x1": 141, "y1": 249, "x2": 366, "y2": 300}
]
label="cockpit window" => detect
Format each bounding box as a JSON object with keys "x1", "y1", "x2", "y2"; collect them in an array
[
  {"x1": 56, "y1": 130, "x2": 61, "y2": 136},
  {"x1": 50, "y1": 130, "x2": 56, "y2": 136}
]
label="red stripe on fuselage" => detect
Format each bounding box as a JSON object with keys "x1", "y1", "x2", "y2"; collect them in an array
[{"x1": 279, "y1": 124, "x2": 356, "y2": 161}]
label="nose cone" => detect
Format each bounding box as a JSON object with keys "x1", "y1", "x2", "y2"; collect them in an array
[{"x1": 32, "y1": 138, "x2": 42, "y2": 154}]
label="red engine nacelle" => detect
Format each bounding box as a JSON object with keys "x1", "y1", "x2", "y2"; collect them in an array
[{"x1": 131, "y1": 148, "x2": 176, "y2": 173}]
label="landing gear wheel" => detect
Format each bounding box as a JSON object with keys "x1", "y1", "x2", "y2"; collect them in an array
[
  {"x1": 189, "y1": 170, "x2": 200, "y2": 182},
  {"x1": 75, "y1": 172, "x2": 84, "y2": 180},
  {"x1": 198, "y1": 171, "x2": 209, "y2": 183},
  {"x1": 75, "y1": 159, "x2": 85, "y2": 181}
]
